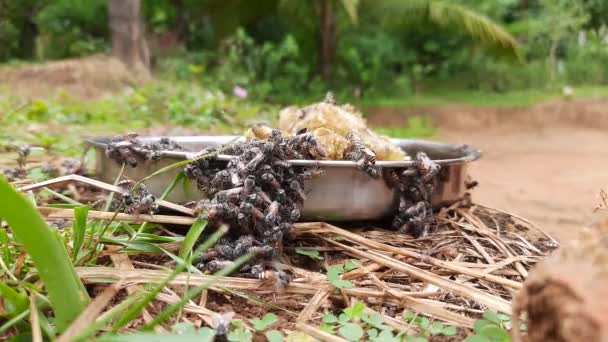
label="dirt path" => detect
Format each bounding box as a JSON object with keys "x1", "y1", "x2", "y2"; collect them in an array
[{"x1": 368, "y1": 99, "x2": 608, "y2": 241}]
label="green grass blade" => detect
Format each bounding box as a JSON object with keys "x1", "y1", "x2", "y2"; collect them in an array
[
  {"x1": 0, "y1": 282, "x2": 28, "y2": 316},
  {"x1": 142, "y1": 253, "x2": 252, "y2": 330},
  {"x1": 71, "y1": 291, "x2": 147, "y2": 342},
  {"x1": 0, "y1": 309, "x2": 29, "y2": 334},
  {"x1": 41, "y1": 187, "x2": 82, "y2": 206},
  {"x1": 161, "y1": 171, "x2": 186, "y2": 200},
  {"x1": 0, "y1": 228, "x2": 11, "y2": 267},
  {"x1": 133, "y1": 147, "x2": 226, "y2": 188},
  {"x1": 72, "y1": 206, "x2": 89, "y2": 263},
  {"x1": 0, "y1": 177, "x2": 89, "y2": 331},
  {"x1": 178, "y1": 218, "x2": 207, "y2": 260},
  {"x1": 110, "y1": 226, "x2": 227, "y2": 332}
]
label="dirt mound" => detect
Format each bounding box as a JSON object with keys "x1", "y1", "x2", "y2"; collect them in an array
[
  {"x1": 0, "y1": 54, "x2": 151, "y2": 100},
  {"x1": 367, "y1": 98, "x2": 608, "y2": 132}
]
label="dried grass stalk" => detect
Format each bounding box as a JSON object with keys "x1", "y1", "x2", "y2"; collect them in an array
[
  {"x1": 19, "y1": 174, "x2": 194, "y2": 215},
  {"x1": 39, "y1": 207, "x2": 195, "y2": 225}
]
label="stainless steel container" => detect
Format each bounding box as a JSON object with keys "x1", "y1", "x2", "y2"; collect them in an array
[{"x1": 87, "y1": 136, "x2": 480, "y2": 221}]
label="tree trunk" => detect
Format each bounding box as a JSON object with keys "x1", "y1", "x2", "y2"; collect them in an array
[
  {"x1": 318, "y1": 0, "x2": 337, "y2": 81},
  {"x1": 173, "y1": 0, "x2": 187, "y2": 42},
  {"x1": 17, "y1": 15, "x2": 38, "y2": 59},
  {"x1": 108, "y1": 0, "x2": 150, "y2": 74}
]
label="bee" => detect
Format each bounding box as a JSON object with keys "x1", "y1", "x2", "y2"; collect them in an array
[
  {"x1": 261, "y1": 173, "x2": 281, "y2": 190},
  {"x1": 383, "y1": 168, "x2": 401, "y2": 188},
  {"x1": 324, "y1": 91, "x2": 336, "y2": 105},
  {"x1": 300, "y1": 167, "x2": 326, "y2": 180},
  {"x1": 240, "y1": 202, "x2": 265, "y2": 222},
  {"x1": 289, "y1": 180, "x2": 306, "y2": 204},
  {"x1": 345, "y1": 131, "x2": 378, "y2": 178},
  {"x1": 265, "y1": 201, "x2": 281, "y2": 226},
  {"x1": 289, "y1": 133, "x2": 327, "y2": 158},
  {"x1": 245, "y1": 147, "x2": 266, "y2": 172},
  {"x1": 206, "y1": 260, "x2": 235, "y2": 273},
  {"x1": 415, "y1": 152, "x2": 441, "y2": 182},
  {"x1": 243, "y1": 175, "x2": 256, "y2": 195},
  {"x1": 210, "y1": 170, "x2": 232, "y2": 193},
  {"x1": 212, "y1": 312, "x2": 236, "y2": 340},
  {"x1": 215, "y1": 186, "x2": 244, "y2": 203}
]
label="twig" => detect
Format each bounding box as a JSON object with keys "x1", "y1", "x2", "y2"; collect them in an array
[
  {"x1": 322, "y1": 238, "x2": 512, "y2": 314},
  {"x1": 38, "y1": 207, "x2": 195, "y2": 226},
  {"x1": 296, "y1": 222, "x2": 523, "y2": 289},
  {"x1": 18, "y1": 174, "x2": 194, "y2": 215},
  {"x1": 29, "y1": 292, "x2": 42, "y2": 342},
  {"x1": 297, "y1": 287, "x2": 332, "y2": 323},
  {"x1": 109, "y1": 253, "x2": 165, "y2": 333}
]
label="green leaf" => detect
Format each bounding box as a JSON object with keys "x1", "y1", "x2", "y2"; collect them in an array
[
  {"x1": 228, "y1": 327, "x2": 253, "y2": 342},
  {"x1": 265, "y1": 330, "x2": 283, "y2": 342},
  {"x1": 474, "y1": 319, "x2": 495, "y2": 333},
  {"x1": 0, "y1": 229, "x2": 11, "y2": 270},
  {"x1": 295, "y1": 249, "x2": 324, "y2": 260},
  {"x1": 71, "y1": 205, "x2": 88, "y2": 262},
  {"x1": 477, "y1": 324, "x2": 510, "y2": 340},
  {"x1": 322, "y1": 314, "x2": 339, "y2": 323},
  {"x1": 251, "y1": 313, "x2": 278, "y2": 331},
  {"x1": 362, "y1": 313, "x2": 390, "y2": 330},
  {"x1": 497, "y1": 313, "x2": 511, "y2": 322},
  {"x1": 339, "y1": 323, "x2": 364, "y2": 341},
  {"x1": 178, "y1": 218, "x2": 207, "y2": 260},
  {"x1": 402, "y1": 310, "x2": 416, "y2": 321},
  {"x1": 320, "y1": 323, "x2": 335, "y2": 334},
  {"x1": 0, "y1": 283, "x2": 28, "y2": 317},
  {"x1": 465, "y1": 336, "x2": 492, "y2": 342},
  {"x1": 419, "y1": 317, "x2": 430, "y2": 330},
  {"x1": 482, "y1": 311, "x2": 501, "y2": 324},
  {"x1": 98, "y1": 331, "x2": 215, "y2": 342},
  {"x1": 0, "y1": 176, "x2": 89, "y2": 331},
  {"x1": 430, "y1": 321, "x2": 445, "y2": 335},
  {"x1": 343, "y1": 259, "x2": 361, "y2": 271},
  {"x1": 367, "y1": 328, "x2": 378, "y2": 339},
  {"x1": 374, "y1": 329, "x2": 397, "y2": 342},
  {"x1": 171, "y1": 322, "x2": 196, "y2": 334},
  {"x1": 441, "y1": 325, "x2": 458, "y2": 336},
  {"x1": 326, "y1": 265, "x2": 345, "y2": 280},
  {"x1": 327, "y1": 265, "x2": 352, "y2": 288},
  {"x1": 339, "y1": 313, "x2": 351, "y2": 324},
  {"x1": 344, "y1": 302, "x2": 365, "y2": 319}
]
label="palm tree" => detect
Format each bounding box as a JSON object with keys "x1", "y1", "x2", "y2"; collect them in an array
[
  {"x1": 183, "y1": 0, "x2": 520, "y2": 81},
  {"x1": 282, "y1": 0, "x2": 520, "y2": 81}
]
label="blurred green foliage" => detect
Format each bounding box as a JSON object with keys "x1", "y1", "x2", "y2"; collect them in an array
[
  {"x1": 1, "y1": 0, "x2": 608, "y2": 100},
  {"x1": 0, "y1": 82, "x2": 278, "y2": 156}
]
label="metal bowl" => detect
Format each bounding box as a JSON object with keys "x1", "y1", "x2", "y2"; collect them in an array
[{"x1": 87, "y1": 136, "x2": 480, "y2": 221}]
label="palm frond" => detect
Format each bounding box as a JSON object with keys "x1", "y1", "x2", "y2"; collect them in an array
[
  {"x1": 339, "y1": 0, "x2": 360, "y2": 25},
  {"x1": 378, "y1": 0, "x2": 521, "y2": 59}
]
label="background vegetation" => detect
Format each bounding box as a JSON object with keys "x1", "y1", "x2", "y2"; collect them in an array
[{"x1": 2, "y1": 0, "x2": 608, "y2": 103}]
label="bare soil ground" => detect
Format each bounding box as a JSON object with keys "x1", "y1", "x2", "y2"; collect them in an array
[
  {"x1": 369, "y1": 99, "x2": 608, "y2": 241},
  {"x1": 0, "y1": 54, "x2": 150, "y2": 99}
]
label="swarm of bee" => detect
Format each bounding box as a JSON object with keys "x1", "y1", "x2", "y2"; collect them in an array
[
  {"x1": 96, "y1": 179, "x2": 159, "y2": 215},
  {"x1": 2, "y1": 145, "x2": 30, "y2": 182},
  {"x1": 278, "y1": 92, "x2": 408, "y2": 162},
  {"x1": 385, "y1": 152, "x2": 441, "y2": 237},
  {"x1": 102, "y1": 95, "x2": 441, "y2": 282},
  {"x1": 105, "y1": 133, "x2": 182, "y2": 167},
  {"x1": 184, "y1": 129, "x2": 326, "y2": 280}
]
